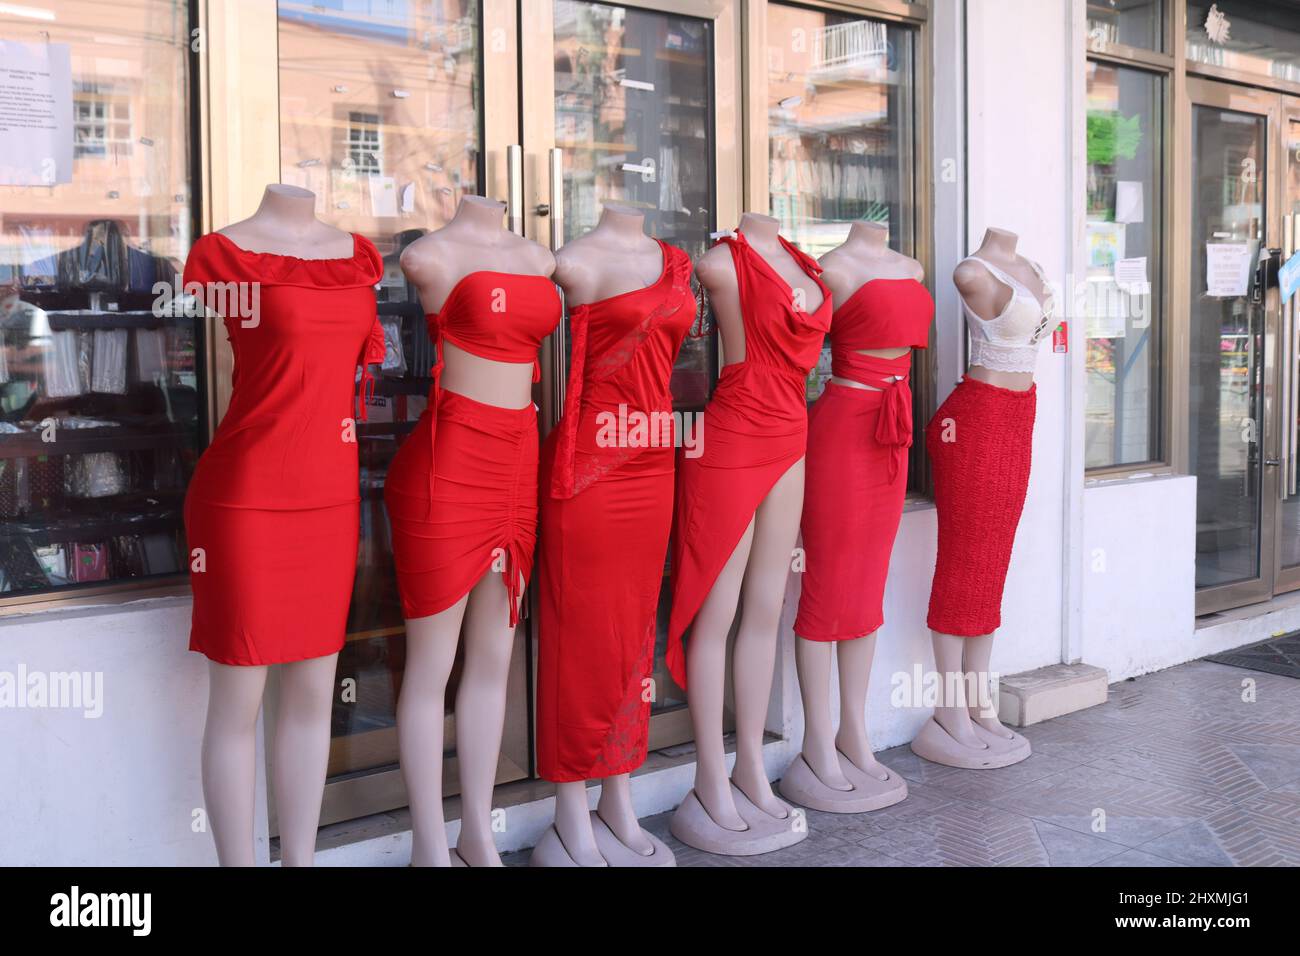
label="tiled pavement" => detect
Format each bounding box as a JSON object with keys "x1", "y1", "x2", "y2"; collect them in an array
[{"x1": 638, "y1": 660, "x2": 1300, "y2": 866}]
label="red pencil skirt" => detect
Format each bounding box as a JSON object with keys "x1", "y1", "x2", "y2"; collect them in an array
[
  {"x1": 925, "y1": 377, "x2": 1036, "y2": 637},
  {"x1": 535, "y1": 440, "x2": 674, "y2": 783},
  {"x1": 795, "y1": 383, "x2": 910, "y2": 641},
  {"x1": 384, "y1": 389, "x2": 539, "y2": 625}
]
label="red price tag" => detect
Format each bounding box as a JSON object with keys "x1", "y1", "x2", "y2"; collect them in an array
[{"x1": 1052, "y1": 321, "x2": 1068, "y2": 354}]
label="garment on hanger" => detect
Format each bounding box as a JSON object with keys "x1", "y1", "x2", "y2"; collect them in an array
[
  {"x1": 536, "y1": 240, "x2": 696, "y2": 783},
  {"x1": 182, "y1": 231, "x2": 386, "y2": 665},
  {"x1": 666, "y1": 231, "x2": 830, "y2": 689},
  {"x1": 795, "y1": 278, "x2": 933, "y2": 642},
  {"x1": 383, "y1": 270, "x2": 561, "y2": 627}
]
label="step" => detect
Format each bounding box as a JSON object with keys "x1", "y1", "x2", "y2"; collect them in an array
[{"x1": 997, "y1": 663, "x2": 1109, "y2": 727}]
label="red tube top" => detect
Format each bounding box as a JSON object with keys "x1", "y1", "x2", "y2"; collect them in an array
[{"x1": 181, "y1": 232, "x2": 386, "y2": 510}]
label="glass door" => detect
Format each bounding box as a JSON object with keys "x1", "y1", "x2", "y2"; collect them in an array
[
  {"x1": 1187, "y1": 78, "x2": 1280, "y2": 614},
  {"x1": 1274, "y1": 96, "x2": 1300, "y2": 595},
  {"x1": 519, "y1": 0, "x2": 740, "y2": 750}
]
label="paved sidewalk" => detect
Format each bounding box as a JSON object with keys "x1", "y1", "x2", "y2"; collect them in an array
[{"x1": 641, "y1": 659, "x2": 1300, "y2": 866}]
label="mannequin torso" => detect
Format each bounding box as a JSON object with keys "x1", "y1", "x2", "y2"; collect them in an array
[
  {"x1": 218, "y1": 184, "x2": 355, "y2": 259},
  {"x1": 552, "y1": 203, "x2": 665, "y2": 305},
  {"x1": 955, "y1": 227, "x2": 1048, "y2": 391}
]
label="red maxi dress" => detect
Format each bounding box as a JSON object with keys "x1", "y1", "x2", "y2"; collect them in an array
[
  {"x1": 666, "y1": 232, "x2": 831, "y2": 689},
  {"x1": 183, "y1": 232, "x2": 386, "y2": 665},
  {"x1": 383, "y1": 271, "x2": 561, "y2": 625},
  {"x1": 536, "y1": 240, "x2": 697, "y2": 782},
  {"x1": 794, "y1": 279, "x2": 933, "y2": 641}
]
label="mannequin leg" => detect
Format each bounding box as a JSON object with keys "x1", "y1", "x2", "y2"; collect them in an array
[
  {"x1": 794, "y1": 637, "x2": 852, "y2": 790},
  {"x1": 687, "y1": 517, "x2": 756, "y2": 831},
  {"x1": 596, "y1": 774, "x2": 654, "y2": 855},
  {"x1": 453, "y1": 570, "x2": 519, "y2": 867},
  {"x1": 273, "y1": 652, "x2": 340, "y2": 866},
  {"x1": 398, "y1": 597, "x2": 468, "y2": 867},
  {"x1": 731, "y1": 460, "x2": 805, "y2": 819},
  {"x1": 834, "y1": 632, "x2": 890, "y2": 780},
  {"x1": 201, "y1": 661, "x2": 269, "y2": 866},
  {"x1": 554, "y1": 781, "x2": 604, "y2": 865},
  {"x1": 930, "y1": 630, "x2": 987, "y2": 749},
  {"x1": 963, "y1": 634, "x2": 1008, "y2": 735}
]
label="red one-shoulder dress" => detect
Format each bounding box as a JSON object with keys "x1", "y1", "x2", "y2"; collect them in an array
[
  {"x1": 666, "y1": 232, "x2": 831, "y2": 689},
  {"x1": 536, "y1": 241, "x2": 697, "y2": 782},
  {"x1": 182, "y1": 232, "x2": 385, "y2": 666}
]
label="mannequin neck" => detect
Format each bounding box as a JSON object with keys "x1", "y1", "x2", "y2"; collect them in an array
[
  {"x1": 976, "y1": 227, "x2": 1018, "y2": 262},
  {"x1": 846, "y1": 221, "x2": 889, "y2": 253},
  {"x1": 737, "y1": 212, "x2": 780, "y2": 244},
  {"x1": 252, "y1": 185, "x2": 318, "y2": 230},
  {"x1": 593, "y1": 205, "x2": 648, "y2": 243},
  {"x1": 451, "y1": 196, "x2": 508, "y2": 236}
]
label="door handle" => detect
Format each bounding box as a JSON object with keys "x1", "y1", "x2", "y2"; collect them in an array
[
  {"x1": 547, "y1": 147, "x2": 564, "y2": 251},
  {"x1": 506, "y1": 144, "x2": 523, "y2": 236},
  {"x1": 1266, "y1": 458, "x2": 1282, "y2": 466}
]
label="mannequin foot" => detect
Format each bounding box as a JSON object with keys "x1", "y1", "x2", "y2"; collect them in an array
[
  {"x1": 911, "y1": 716, "x2": 1028, "y2": 770},
  {"x1": 731, "y1": 762, "x2": 791, "y2": 821},
  {"x1": 410, "y1": 844, "x2": 452, "y2": 867},
  {"x1": 969, "y1": 715, "x2": 1031, "y2": 756},
  {"x1": 554, "y1": 814, "x2": 607, "y2": 867},
  {"x1": 454, "y1": 834, "x2": 503, "y2": 868},
  {"x1": 801, "y1": 742, "x2": 853, "y2": 791},
  {"x1": 933, "y1": 708, "x2": 988, "y2": 751},
  {"x1": 694, "y1": 777, "x2": 748, "y2": 831},
  {"x1": 595, "y1": 795, "x2": 655, "y2": 857},
  {"x1": 834, "y1": 733, "x2": 891, "y2": 783}
]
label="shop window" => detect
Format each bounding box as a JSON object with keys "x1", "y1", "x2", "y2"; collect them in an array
[
  {"x1": 764, "y1": 2, "x2": 921, "y2": 487},
  {"x1": 345, "y1": 111, "x2": 384, "y2": 176},
  {"x1": 0, "y1": 1, "x2": 200, "y2": 603},
  {"x1": 1187, "y1": 1, "x2": 1300, "y2": 85},
  {"x1": 1084, "y1": 60, "x2": 1164, "y2": 469},
  {"x1": 1087, "y1": 0, "x2": 1165, "y2": 52}
]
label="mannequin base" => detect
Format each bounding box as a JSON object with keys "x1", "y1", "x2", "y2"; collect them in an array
[
  {"x1": 779, "y1": 752, "x2": 908, "y2": 814},
  {"x1": 910, "y1": 716, "x2": 1031, "y2": 769},
  {"x1": 529, "y1": 812, "x2": 676, "y2": 867},
  {"x1": 669, "y1": 784, "x2": 807, "y2": 857}
]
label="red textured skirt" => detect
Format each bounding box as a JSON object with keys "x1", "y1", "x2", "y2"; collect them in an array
[
  {"x1": 795, "y1": 381, "x2": 910, "y2": 641},
  {"x1": 926, "y1": 377, "x2": 1036, "y2": 637},
  {"x1": 536, "y1": 438, "x2": 674, "y2": 782},
  {"x1": 384, "y1": 388, "x2": 538, "y2": 624},
  {"x1": 186, "y1": 500, "x2": 358, "y2": 666}
]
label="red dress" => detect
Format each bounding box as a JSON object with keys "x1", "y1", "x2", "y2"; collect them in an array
[
  {"x1": 536, "y1": 241, "x2": 696, "y2": 782},
  {"x1": 666, "y1": 233, "x2": 831, "y2": 689},
  {"x1": 794, "y1": 279, "x2": 933, "y2": 641},
  {"x1": 183, "y1": 232, "x2": 386, "y2": 665},
  {"x1": 383, "y1": 271, "x2": 561, "y2": 625}
]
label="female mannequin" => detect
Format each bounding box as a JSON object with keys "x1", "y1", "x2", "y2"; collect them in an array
[
  {"x1": 531, "y1": 203, "x2": 689, "y2": 867},
  {"x1": 912, "y1": 226, "x2": 1050, "y2": 769},
  {"x1": 192, "y1": 184, "x2": 382, "y2": 866},
  {"x1": 387, "y1": 195, "x2": 557, "y2": 866},
  {"x1": 781, "y1": 221, "x2": 925, "y2": 812},
  {"x1": 666, "y1": 212, "x2": 828, "y2": 854}
]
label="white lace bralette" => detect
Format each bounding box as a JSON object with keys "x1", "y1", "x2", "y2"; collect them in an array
[{"x1": 958, "y1": 255, "x2": 1055, "y2": 374}]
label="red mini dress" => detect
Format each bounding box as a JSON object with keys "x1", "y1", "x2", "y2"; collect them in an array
[
  {"x1": 667, "y1": 233, "x2": 831, "y2": 689},
  {"x1": 383, "y1": 271, "x2": 561, "y2": 625},
  {"x1": 795, "y1": 279, "x2": 933, "y2": 642},
  {"x1": 536, "y1": 241, "x2": 697, "y2": 782},
  {"x1": 183, "y1": 232, "x2": 386, "y2": 666}
]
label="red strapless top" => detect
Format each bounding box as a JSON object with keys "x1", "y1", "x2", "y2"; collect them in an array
[
  {"x1": 548, "y1": 240, "x2": 697, "y2": 499},
  {"x1": 181, "y1": 232, "x2": 385, "y2": 510}
]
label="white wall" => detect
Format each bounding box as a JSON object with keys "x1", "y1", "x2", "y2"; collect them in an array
[{"x1": 0, "y1": 597, "x2": 267, "y2": 866}]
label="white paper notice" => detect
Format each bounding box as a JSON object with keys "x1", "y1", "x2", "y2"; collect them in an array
[
  {"x1": 1115, "y1": 180, "x2": 1144, "y2": 224},
  {"x1": 1206, "y1": 243, "x2": 1252, "y2": 298},
  {"x1": 0, "y1": 41, "x2": 74, "y2": 186},
  {"x1": 400, "y1": 181, "x2": 416, "y2": 213},
  {"x1": 1114, "y1": 256, "x2": 1149, "y2": 294},
  {"x1": 368, "y1": 175, "x2": 398, "y2": 217}
]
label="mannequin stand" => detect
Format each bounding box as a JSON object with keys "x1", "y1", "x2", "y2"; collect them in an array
[
  {"x1": 779, "y1": 751, "x2": 908, "y2": 813},
  {"x1": 530, "y1": 812, "x2": 676, "y2": 867},
  {"x1": 669, "y1": 783, "x2": 804, "y2": 856}
]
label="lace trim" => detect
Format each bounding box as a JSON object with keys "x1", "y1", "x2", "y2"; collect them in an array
[{"x1": 969, "y1": 339, "x2": 1042, "y2": 374}]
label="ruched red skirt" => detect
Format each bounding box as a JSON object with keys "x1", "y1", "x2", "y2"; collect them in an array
[
  {"x1": 384, "y1": 389, "x2": 538, "y2": 624},
  {"x1": 186, "y1": 499, "x2": 359, "y2": 665},
  {"x1": 926, "y1": 377, "x2": 1036, "y2": 637},
  {"x1": 536, "y1": 440, "x2": 673, "y2": 782},
  {"x1": 795, "y1": 383, "x2": 910, "y2": 641}
]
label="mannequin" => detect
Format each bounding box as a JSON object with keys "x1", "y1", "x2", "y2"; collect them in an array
[
  {"x1": 667, "y1": 212, "x2": 825, "y2": 854},
  {"x1": 532, "y1": 203, "x2": 674, "y2": 867},
  {"x1": 782, "y1": 221, "x2": 921, "y2": 812},
  {"x1": 199, "y1": 184, "x2": 364, "y2": 866},
  {"x1": 912, "y1": 226, "x2": 1046, "y2": 769},
  {"x1": 394, "y1": 195, "x2": 555, "y2": 866}
]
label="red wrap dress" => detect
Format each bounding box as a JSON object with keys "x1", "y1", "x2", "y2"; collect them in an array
[
  {"x1": 383, "y1": 271, "x2": 561, "y2": 625},
  {"x1": 666, "y1": 232, "x2": 831, "y2": 689},
  {"x1": 183, "y1": 232, "x2": 386, "y2": 666},
  {"x1": 536, "y1": 240, "x2": 697, "y2": 782},
  {"x1": 795, "y1": 278, "x2": 933, "y2": 641}
]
